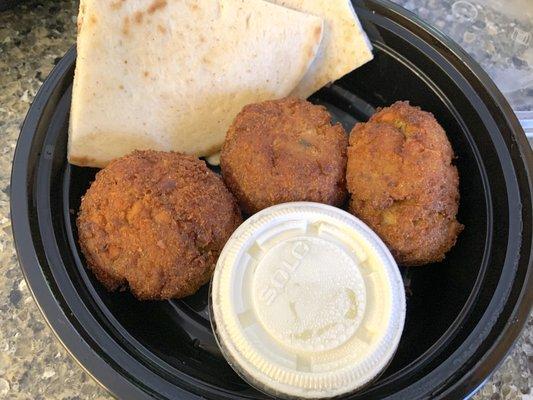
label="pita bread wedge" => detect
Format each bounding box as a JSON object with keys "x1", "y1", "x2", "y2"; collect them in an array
[
  {"x1": 69, "y1": 0, "x2": 323, "y2": 168},
  {"x1": 268, "y1": 0, "x2": 373, "y2": 98}
]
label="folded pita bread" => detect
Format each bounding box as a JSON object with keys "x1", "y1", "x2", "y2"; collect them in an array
[
  {"x1": 268, "y1": 0, "x2": 373, "y2": 98},
  {"x1": 69, "y1": 0, "x2": 323, "y2": 167}
]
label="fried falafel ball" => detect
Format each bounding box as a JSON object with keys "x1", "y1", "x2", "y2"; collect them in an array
[
  {"x1": 347, "y1": 101, "x2": 463, "y2": 266},
  {"x1": 77, "y1": 150, "x2": 242, "y2": 300},
  {"x1": 220, "y1": 97, "x2": 348, "y2": 214}
]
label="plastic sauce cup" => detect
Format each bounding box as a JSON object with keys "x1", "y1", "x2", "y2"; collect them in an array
[{"x1": 210, "y1": 202, "x2": 406, "y2": 399}]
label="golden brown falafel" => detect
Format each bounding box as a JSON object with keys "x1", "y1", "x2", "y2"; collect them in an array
[
  {"x1": 220, "y1": 97, "x2": 348, "y2": 214},
  {"x1": 346, "y1": 101, "x2": 463, "y2": 266},
  {"x1": 77, "y1": 150, "x2": 242, "y2": 300}
]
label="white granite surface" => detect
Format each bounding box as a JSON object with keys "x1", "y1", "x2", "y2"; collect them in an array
[{"x1": 0, "y1": 1, "x2": 530, "y2": 399}]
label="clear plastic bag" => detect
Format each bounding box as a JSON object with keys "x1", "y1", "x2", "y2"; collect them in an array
[{"x1": 392, "y1": 0, "x2": 532, "y2": 139}]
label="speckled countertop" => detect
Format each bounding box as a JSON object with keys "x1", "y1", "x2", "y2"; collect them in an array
[{"x1": 0, "y1": 1, "x2": 531, "y2": 399}]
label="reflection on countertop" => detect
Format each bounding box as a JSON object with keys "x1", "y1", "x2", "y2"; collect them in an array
[{"x1": 0, "y1": 0, "x2": 530, "y2": 399}]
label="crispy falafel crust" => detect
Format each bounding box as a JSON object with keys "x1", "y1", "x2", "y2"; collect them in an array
[
  {"x1": 220, "y1": 97, "x2": 348, "y2": 214},
  {"x1": 77, "y1": 150, "x2": 242, "y2": 300},
  {"x1": 347, "y1": 101, "x2": 463, "y2": 266}
]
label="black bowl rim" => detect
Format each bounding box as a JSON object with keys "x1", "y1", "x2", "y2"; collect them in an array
[{"x1": 10, "y1": 0, "x2": 533, "y2": 399}]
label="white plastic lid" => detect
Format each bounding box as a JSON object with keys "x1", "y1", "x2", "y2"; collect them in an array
[{"x1": 210, "y1": 202, "x2": 405, "y2": 399}]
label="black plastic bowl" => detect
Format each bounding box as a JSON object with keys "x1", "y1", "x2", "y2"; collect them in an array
[{"x1": 10, "y1": 1, "x2": 532, "y2": 399}]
